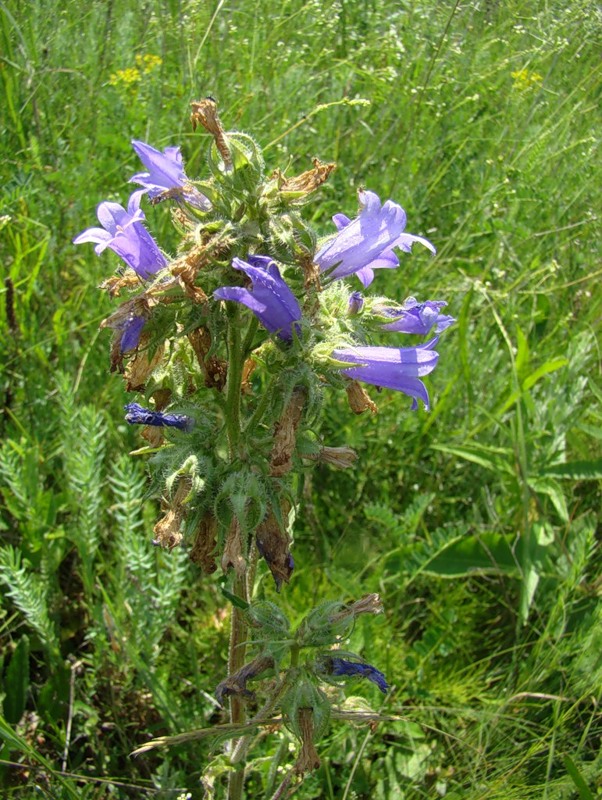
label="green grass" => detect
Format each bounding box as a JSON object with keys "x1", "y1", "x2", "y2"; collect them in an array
[{"x1": 1, "y1": 0, "x2": 601, "y2": 797}]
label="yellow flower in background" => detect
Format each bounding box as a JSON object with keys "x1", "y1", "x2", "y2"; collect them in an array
[
  {"x1": 135, "y1": 53, "x2": 163, "y2": 74},
  {"x1": 109, "y1": 66, "x2": 141, "y2": 88},
  {"x1": 511, "y1": 68, "x2": 543, "y2": 91},
  {"x1": 109, "y1": 55, "x2": 162, "y2": 90}
]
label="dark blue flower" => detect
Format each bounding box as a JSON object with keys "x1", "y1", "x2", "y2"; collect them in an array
[
  {"x1": 328, "y1": 657, "x2": 389, "y2": 693},
  {"x1": 124, "y1": 403, "x2": 194, "y2": 431},
  {"x1": 119, "y1": 314, "x2": 146, "y2": 353},
  {"x1": 214, "y1": 256, "x2": 302, "y2": 341}
]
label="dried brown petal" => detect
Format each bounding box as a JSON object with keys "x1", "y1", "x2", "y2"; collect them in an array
[
  {"x1": 152, "y1": 388, "x2": 172, "y2": 410},
  {"x1": 300, "y1": 252, "x2": 322, "y2": 292},
  {"x1": 153, "y1": 478, "x2": 191, "y2": 550},
  {"x1": 294, "y1": 708, "x2": 321, "y2": 774},
  {"x1": 189, "y1": 513, "x2": 218, "y2": 574},
  {"x1": 241, "y1": 358, "x2": 256, "y2": 394},
  {"x1": 215, "y1": 654, "x2": 275, "y2": 704},
  {"x1": 273, "y1": 159, "x2": 336, "y2": 197},
  {"x1": 190, "y1": 98, "x2": 232, "y2": 169},
  {"x1": 100, "y1": 272, "x2": 141, "y2": 298},
  {"x1": 329, "y1": 593, "x2": 383, "y2": 624},
  {"x1": 304, "y1": 446, "x2": 358, "y2": 469},
  {"x1": 188, "y1": 327, "x2": 228, "y2": 391},
  {"x1": 221, "y1": 519, "x2": 246, "y2": 577},
  {"x1": 141, "y1": 426, "x2": 164, "y2": 447},
  {"x1": 125, "y1": 340, "x2": 165, "y2": 392},
  {"x1": 270, "y1": 388, "x2": 306, "y2": 477},
  {"x1": 256, "y1": 507, "x2": 293, "y2": 591},
  {"x1": 346, "y1": 380, "x2": 378, "y2": 414}
]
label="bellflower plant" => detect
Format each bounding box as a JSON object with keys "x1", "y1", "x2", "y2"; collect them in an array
[
  {"x1": 73, "y1": 189, "x2": 167, "y2": 279},
  {"x1": 333, "y1": 339, "x2": 440, "y2": 410},
  {"x1": 379, "y1": 297, "x2": 455, "y2": 335},
  {"x1": 130, "y1": 139, "x2": 211, "y2": 210},
  {"x1": 124, "y1": 402, "x2": 195, "y2": 431},
  {"x1": 214, "y1": 256, "x2": 302, "y2": 341},
  {"x1": 315, "y1": 189, "x2": 436, "y2": 287},
  {"x1": 76, "y1": 98, "x2": 453, "y2": 799}
]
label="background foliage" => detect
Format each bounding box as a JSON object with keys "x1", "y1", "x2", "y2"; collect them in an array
[{"x1": 1, "y1": 0, "x2": 601, "y2": 797}]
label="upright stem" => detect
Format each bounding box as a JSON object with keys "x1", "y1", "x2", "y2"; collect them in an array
[
  {"x1": 225, "y1": 306, "x2": 249, "y2": 800},
  {"x1": 225, "y1": 307, "x2": 244, "y2": 458},
  {"x1": 228, "y1": 573, "x2": 249, "y2": 800}
]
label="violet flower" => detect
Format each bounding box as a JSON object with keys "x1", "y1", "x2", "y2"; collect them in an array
[
  {"x1": 333, "y1": 338, "x2": 439, "y2": 410},
  {"x1": 124, "y1": 403, "x2": 194, "y2": 431},
  {"x1": 130, "y1": 140, "x2": 211, "y2": 210},
  {"x1": 73, "y1": 190, "x2": 167, "y2": 280},
  {"x1": 315, "y1": 190, "x2": 436, "y2": 288},
  {"x1": 380, "y1": 298, "x2": 455, "y2": 335},
  {"x1": 214, "y1": 256, "x2": 302, "y2": 342},
  {"x1": 348, "y1": 291, "x2": 364, "y2": 315},
  {"x1": 119, "y1": 315, "x2": 146, "y2": 353},
  {"x1": 328, "y1": 657, "x2": 389, "y2": 694}
]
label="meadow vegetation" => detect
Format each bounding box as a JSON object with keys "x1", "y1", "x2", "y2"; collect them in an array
[{"x1": 1, "y1": 0, "x2": 601, "y2": 797}]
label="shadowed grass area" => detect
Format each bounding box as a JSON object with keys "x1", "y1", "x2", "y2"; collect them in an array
[{"x1": 1, "y1": 0, "x2": 601, "y2": 797}]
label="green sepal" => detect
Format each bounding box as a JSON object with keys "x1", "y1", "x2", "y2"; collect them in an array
[
  {"x1": 282, "y1": 672, "x2": 331, "y2": 742},
  {"x1": 296, "y1": 600, "x2": 354, "y2": 648},
  {"x1": 246, "y1": 600, "x2": 291, "y2": 637},
  {"x1": 214, "y1": 469, "x2": 267, "y2": 535}
]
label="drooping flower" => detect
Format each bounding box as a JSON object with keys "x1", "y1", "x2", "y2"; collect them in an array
[
  {"x1": 124, "y1": 402, "x2": 194, "y2": 431},
  {"x1": 73, "y1": 190, "x2": 167, "y2": 279},
  {"x1": 325, "y1": 657, "x2": 389, "y2": 694},
  {"x1": 130, "y1": 140, "x2": 211, "y2": 210},
  {"x1": 332, "y1": 338, "x2": 439, "y2": 410},
  {"x1": 214, "y1": 256, "x2": 302, "y2": 342},
  {"x1": 379, "y1": 297, "x2": 455, "y2": 335},
  {"x1": 315, "y1": 189, "x2": 436, "y2": 287}
]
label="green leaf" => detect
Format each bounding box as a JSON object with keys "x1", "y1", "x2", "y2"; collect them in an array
[
  {"x1": 419, "y1": 533, "x2": 518, "y2": 578},
  {"x1": 538, "y1": 458, "x2": 602, "y2": 480},
  {"x1": 519, "y1": 561, "x2": 540, "y2": 625},
  {"x1": 431, "y1": 444, "x2": 514, "y2": 475},
  {"x1": 220, "y1": 587, "x2": 250, "y2": 610},
  {"x1": 0, "y1": 715, "x2": 80, "y2": 799},
  {"x1": 515, "y1": 325, "x2": 530, "y2": 380},
  {"x1": 562, "y1": 755, "x2": 595, "y2": 800},
  {"x1": 529, "y1": 476, "x2": 569, "y2": 522},
  {"x1": 3, "y1": 635, "x2": 29, "y2": 725},
  {"x1": 521, "y1": 357, "x2": 568, "y2": 391},
  {"x1": 494, "y1": 357, "x2": 568, "y2": 416}
]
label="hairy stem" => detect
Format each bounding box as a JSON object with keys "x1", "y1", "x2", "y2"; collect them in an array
[
  {"x1": 225, "y1": 307, "x2": 244, "y2": 458},
  {"x1": 228, "y1": 572, "x2": 249, "y2": 800}
]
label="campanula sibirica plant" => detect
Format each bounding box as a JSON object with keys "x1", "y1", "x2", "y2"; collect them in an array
[{"x1": 74, "y1": 98, "x2": 454, "y2": 798}]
